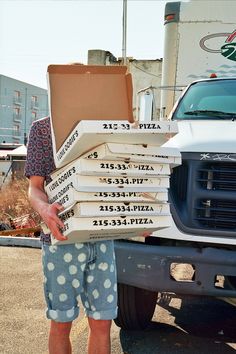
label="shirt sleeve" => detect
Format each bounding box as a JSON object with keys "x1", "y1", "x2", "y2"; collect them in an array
[{"x1": 24, "y1": 119, "x2": 55, "y2": 178}]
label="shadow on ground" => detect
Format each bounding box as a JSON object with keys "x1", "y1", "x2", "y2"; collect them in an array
[{"x1": 119, "y1": 297, "x2": 236, "y2": 354}]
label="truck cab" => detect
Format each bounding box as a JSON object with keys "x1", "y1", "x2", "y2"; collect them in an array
[{"x1": 114, "y1": 77, "x2": 236, "y2": 330}]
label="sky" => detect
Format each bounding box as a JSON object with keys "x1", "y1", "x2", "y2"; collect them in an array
[{"x1": 0, "y1": 0, "x2": 172, "y2": 89}]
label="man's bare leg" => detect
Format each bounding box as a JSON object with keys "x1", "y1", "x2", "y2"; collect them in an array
[
  {"x1": 87, "y1": 318, "x2": 112, "y2": 354},
  {"x1": 48, "y1": 320, "x2": 72, "y2": 354}
]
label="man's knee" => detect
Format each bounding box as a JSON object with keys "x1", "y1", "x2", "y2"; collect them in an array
[
  {"x1": 88, "y1": 318, "x2": 112, "y2": 333},
  {"x1": 50, "y1": 320, "x2": 72, "y2": 336}
]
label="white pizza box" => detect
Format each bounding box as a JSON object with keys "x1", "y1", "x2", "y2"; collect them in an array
[
  {"x1": 52, "y1": 120, "x2": 179, "y2": 168},
  {"x1": 50, "y1": 157, "x2": 170, "y2": 180},
  {"x1": 41, "y1": 204, "x2": 172, "y2": 245},
  {"x1": 54, "y1": 201, "x2": 170, "y2": 217},
  {"x1": 81, "y1": 142, "x2": 181, "y2": 166},
  {"x1": 48, "y1": 187, "x2": 169, "y2": 209},
  {"x1": 46, "y1": 174, "x2": 170, "y2": 201}
]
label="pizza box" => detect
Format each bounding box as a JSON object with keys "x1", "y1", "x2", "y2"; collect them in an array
[
  {"x1": 50, "y1": 157, "x2": 170, "y2": 179},
  {"x1": 51, "y1": 120, "x2": 179, "y2": 168},
  {"x1": 46, "y1": 174, "x2": 170, "y2": 199},
  {"x1": 81, "y1": 142, "x2": 181, "y2": 166},
  {"x1": 53, "y1": 201, "x2": 170, "y2": 217},
  {"x1": 48, "y1": 187, "x2": 169, "y2": 209},
  {"x1": 47, "y1": 64, "x2": 134, "y2": 149},
  {"x1": 41, "y1": 203, "x2": 172, "y2": 245}
]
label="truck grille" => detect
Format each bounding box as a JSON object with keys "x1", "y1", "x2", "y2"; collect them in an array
[{"x1": 170, "y1": 155, "x2": 236, "y2": 236}]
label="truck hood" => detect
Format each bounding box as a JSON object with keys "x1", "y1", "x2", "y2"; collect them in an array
[{"x1": 163, "y1": 120, "x2": 236, "y2": 153}]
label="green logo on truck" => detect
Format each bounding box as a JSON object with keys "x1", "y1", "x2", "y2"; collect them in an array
[
  {"x1": 200, "y1": 30, "x2": 236, "y2": 62},
  {"x1": 221, "y1": 43, "x2": 236, "y2": 61}
]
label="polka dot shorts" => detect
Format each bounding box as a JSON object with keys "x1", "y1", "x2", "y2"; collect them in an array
[{"x1": 42, "y1": 241, "x2": 117, "y2": 323}]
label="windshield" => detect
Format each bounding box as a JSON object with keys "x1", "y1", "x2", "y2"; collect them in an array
[{"x1": 173, "y1": 79, "x2": 236, "y2": 120}]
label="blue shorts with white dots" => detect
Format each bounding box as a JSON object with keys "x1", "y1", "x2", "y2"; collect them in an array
[{"x1": 42, "y1": 240, "x2": 117, "y2": 322}]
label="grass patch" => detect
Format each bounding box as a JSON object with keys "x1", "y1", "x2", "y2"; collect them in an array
[{"x1": 0, "y1": 178, "x2": 40, "y2": 227}]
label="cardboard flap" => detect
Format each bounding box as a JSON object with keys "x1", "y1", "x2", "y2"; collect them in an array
[{"x1": 47, "y1": 65, "x2": 134, "y2": 151}]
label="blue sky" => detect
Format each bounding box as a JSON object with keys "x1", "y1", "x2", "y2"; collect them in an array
[{"x1": 0, "y1": 0, "x2": 172, "y2": 89}]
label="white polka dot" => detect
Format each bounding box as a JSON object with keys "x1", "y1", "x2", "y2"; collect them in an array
[
  {"x1": 104, "y1": 279, "x2": 111, "y2": 289},
  {"x1": 64, "y1": 253, "x2": 73, "y2": 263},
  {"x1": 72, "y1": 279, "x2": 80, "y2": 288},
  {"x1": 87, "y1": 275, "x2": 94, "y2": 283},
  {"x1": 66, "y1": 308, "x2": 75, "y2": 318},
  {"x1": 48, "y1": 292, "x2": 53, "y2": 301},
  {"x1": 80, "y1": 263, "x2": 86, "y2": 271},
  {"x1": 78, "y1": 253, "x2": 86, "y2": 262},
  {"x1": 107, "y1": 294, "x2": 114, "y2": 303},
  {"x1": 98, "y1": 262, "x2": 108, "y2": 271},
  {"x1": 76, "y1": 295, "x2": 80, "y2": 302},
  {"x1": 100, "y1": 244, "x2": 107, "y2": 253},
  {"x1": 43, "y1": 276, "x2": 47, "y2": 284},
  {"x1": 84, "y1": 301, "x2": 89, "y2": 308},
  {"x1": 75, "y1": 243, "x2": 84, "y2": 249},
  {"x1": 89, "y1": 263, "x2": 95, "y2": 270},
  {"x1": 57, "y1": 275, "x2": 66, "y2": 285},
  {"x1": 69, "y1": 265, "x2": 77, "y2": 275},
  {"x1": 110, "y1": 264, "x2": 115, "y2": 272},
  {"x1": 59, "y1": 293, "x2": 68, "y2": 302},
  {"x1": 113, "y1": 284, "x2": 117, "y2": 292},
  {"x1": 49, "y1": 310, "x2": 58, "y2": 320},
  {"x1": 47, "y1": 262, "x2": 55, "y2": 271},
  {"x1": 92, "y1": 289, "x2": 99, "y2": 299},
  {"x1": 91, "y1": 305, "x2": 96, "y2": 311},
  {"x1": 49, "y1": 245, "x2": 57, "y2": 253},
  {"x1": 93, "y1": 312, "x2": 101, "y2": 320}
]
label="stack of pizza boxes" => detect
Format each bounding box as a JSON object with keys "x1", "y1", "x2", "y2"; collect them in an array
[{"x1": 44, "y1": 65, "x2": 181, "y2": 245}]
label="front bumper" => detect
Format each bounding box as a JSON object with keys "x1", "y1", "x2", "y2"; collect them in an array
[{"x1": 114, "y1": 241, "x2": 236, "y2": 297}]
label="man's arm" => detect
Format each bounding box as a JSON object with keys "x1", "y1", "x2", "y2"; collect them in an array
[{"x1": 28, "y1": 175, "x2": 68, "y2": 241}]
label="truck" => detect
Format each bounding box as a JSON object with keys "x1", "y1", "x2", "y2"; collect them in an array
[{"x1": 114, "y1": 0, "x2": 236, "y2": 330}]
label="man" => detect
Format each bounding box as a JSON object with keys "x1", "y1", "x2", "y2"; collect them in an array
[{"x1": 25, "y1": 116, "x2": 118, "y2": 354}]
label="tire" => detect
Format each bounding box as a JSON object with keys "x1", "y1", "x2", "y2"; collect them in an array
[
  {"x1": 225, "y1": 276, "x2": 236, "y2": 290},
  {"x1": 114, "y1": 283, "x2": 158, "y2": 330}
]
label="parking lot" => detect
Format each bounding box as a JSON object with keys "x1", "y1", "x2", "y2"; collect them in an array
[{"x1": 1, "y1": 245, "x2": 236, "y2": 354}]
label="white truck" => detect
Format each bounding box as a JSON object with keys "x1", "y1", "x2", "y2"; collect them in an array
[
  {"x1": 114, "y1": 0, "x2": 236, "y2": 330},
  {"x1": 160, "y1": 0, "x2": 236, "y2": 118}
]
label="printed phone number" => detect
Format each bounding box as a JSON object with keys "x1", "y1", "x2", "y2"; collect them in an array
[
  {"x1": 94, "y1": 192, "x2": 145, "y2": 198},
  {"x1": 93, "y1": 218, "x2": 154, "y2": 226},
  {"x1": 102, "y1": 123, "x2": 162, "y2": 130},
  {"x1": 99, "y1": 177, "x2": 149, "y2": 185},
  {"x1": 99, "y1": 205, "x2": 154, "y2": 212}
]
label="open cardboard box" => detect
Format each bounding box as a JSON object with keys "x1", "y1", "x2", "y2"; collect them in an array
[
  {"x1": 48, "y1": 64, "x2": 134, "y2": 166},
  {"x1": 41, "y1": 203, "x2": 172, "y2": 245},
  {"x1": 47, "y1": 187, "x2": 169, "y2": 209}
]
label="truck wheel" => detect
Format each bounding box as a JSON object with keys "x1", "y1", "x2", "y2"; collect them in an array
[
  {"x1": 225, "y1": 276, "x2": 236, "y2": 290},
  {"x1": 114, "y1": 283, "x2": 158, "y2": 330}
]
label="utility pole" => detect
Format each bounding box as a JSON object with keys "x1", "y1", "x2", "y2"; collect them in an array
[{"x1": 122, "y1": 0, "x2": 127, "y2": 65}]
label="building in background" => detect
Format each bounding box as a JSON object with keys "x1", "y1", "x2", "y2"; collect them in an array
[
  {"x1": 87, "y1": 49, "x2": 163, "y2": 120},
  {"x1": 0, "y1": 75, "x2": 48, "y2": 145}
]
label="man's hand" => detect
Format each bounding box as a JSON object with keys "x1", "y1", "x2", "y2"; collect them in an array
[
  {"x1": 139, "y1": 231, "x2": 152, "y2": 238},
  {"x1": 40, "y1": 202, "x2": 68, "y2": 241},
  {"x1": 28, "y1": 176, "x2": 68, "y2": 241}
]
